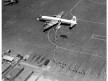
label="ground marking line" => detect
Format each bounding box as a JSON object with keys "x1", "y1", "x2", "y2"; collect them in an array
[
  {"x1": 69, "y1": 0, "x2": 83, "y2": 15},
  {"x1": 47, "y1": 29, "x2": 57, "y2": 47},
  {"x1": 63, "y1": 0, "x2": 83, "y2": 18},
  {"x1": 53, "y1": 46, "x2": 57, "y2": 56},
  {"x1": 89, "y1": 0, "x2": 106, "y2": 4},
  {"x1": 91, "y1": 34, "x2": 106, "y2": 41},
  {"x1": 92, "y1": 34, "x2": 106, "y2": 37},
  {"x1": 78, "y1": 18, "x2": 106, "y2": 25},
  {"x1": 92, "y1": 37, "x2": 106, "y2": 41},
  {"x1": 51, "y1": 45, "x2": 58, "y2": 60}
]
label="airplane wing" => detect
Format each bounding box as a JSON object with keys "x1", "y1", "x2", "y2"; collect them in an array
[
  {"x1": 37, "y1": 11, "x2": 64, "y2": 22},
  {"x1": 44, "y1": 11, "x2": 64, "y2": 29},
  {"x1": 44, "y1": 20, "x2": 58, "y2": 30},
  {"x1": 52, "y1": 11, "x2": 64, "y2": 18}
]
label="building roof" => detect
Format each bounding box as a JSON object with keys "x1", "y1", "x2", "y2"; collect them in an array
[{"x1": 3, "y1": 55, "x2": 14, "y2": 61}]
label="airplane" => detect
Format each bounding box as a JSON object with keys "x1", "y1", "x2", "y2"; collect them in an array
[
  {"x1": 37, "y1": 11, "x2": 77, "y2": 32},
  {"x1": 4, "y1": 0, "x2": 19, "y2": 6}
]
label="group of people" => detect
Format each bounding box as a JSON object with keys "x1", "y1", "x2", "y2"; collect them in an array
[
  {"x1": 52, "y1": 58, "x2": 85, "y2": 76},
  {"x1": 52, "y1": 58, "x2": 67, "y2": 71},
  {"x1": 3, "y1": 0, "x2": 19, "y2": 6}
]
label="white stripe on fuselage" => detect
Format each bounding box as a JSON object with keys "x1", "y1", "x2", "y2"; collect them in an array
[{"x1": 41, "y1": 16, "x2": 77, "y2": 24}]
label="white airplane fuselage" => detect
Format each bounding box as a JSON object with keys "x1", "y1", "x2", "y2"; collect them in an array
[{"x1": 41, "y1": 16, "x2": 77, "y2": 25}]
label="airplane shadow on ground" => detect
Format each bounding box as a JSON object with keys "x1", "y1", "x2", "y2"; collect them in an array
[{"x1": 39, "y1": 20, "x2": 77, "y2": 33}]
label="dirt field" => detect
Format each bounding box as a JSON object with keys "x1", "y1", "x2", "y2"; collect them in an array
[{"x1": 2, "y1": 0, "x2": 106, "y2": 81}]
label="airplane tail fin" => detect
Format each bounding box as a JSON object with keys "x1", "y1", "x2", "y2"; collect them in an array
[
  {"x1": 70, "y1": 16, "x2": 77, "y2": 27},
  {"x1": 71, "y1": 16, "x2": 77, "y2": 22}
]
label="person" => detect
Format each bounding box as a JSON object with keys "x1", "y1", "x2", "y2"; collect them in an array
[
  {"x1": 56, "y1": 20, "x2": 61, "y2": 30},
  {"x1": 4, "y1": 0, "x2": 19, "y2": 6}
]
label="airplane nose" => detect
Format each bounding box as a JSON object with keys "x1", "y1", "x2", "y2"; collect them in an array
[
  {"x1": 37, "y1": 18, "x2": 39, "y2": 20},
  {"x1": 37, "y1": 15, "x2": 42, "y2": 20}
]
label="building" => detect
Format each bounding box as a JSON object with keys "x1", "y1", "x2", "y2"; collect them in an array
[{"x1": 2, "y1": 55, "x2": 14, "y2": 63}]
